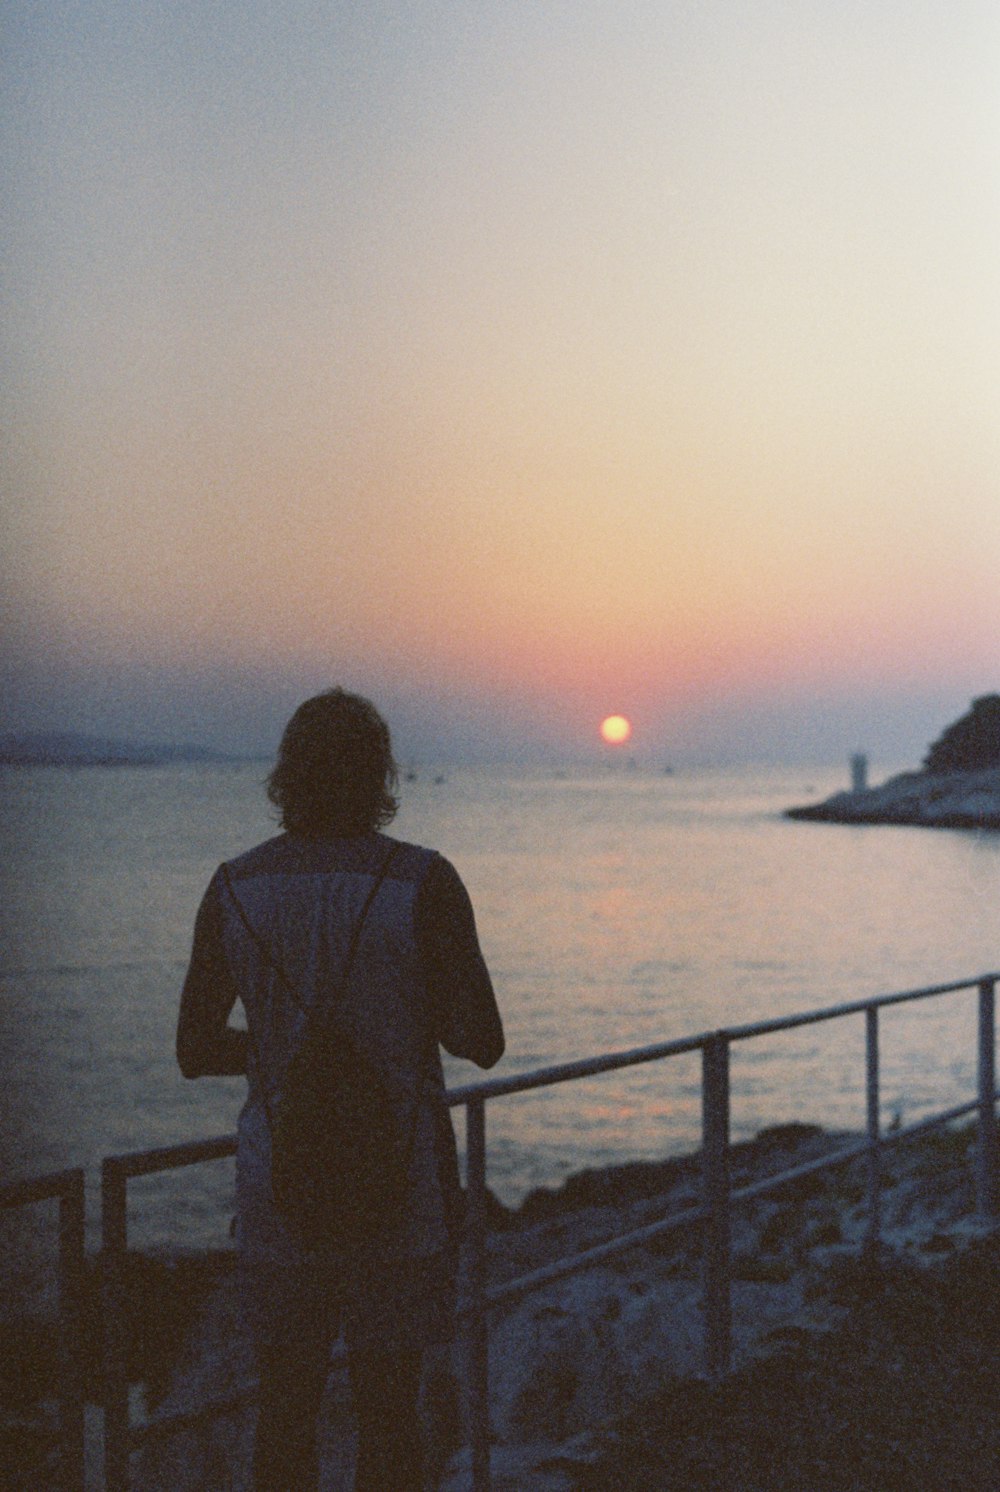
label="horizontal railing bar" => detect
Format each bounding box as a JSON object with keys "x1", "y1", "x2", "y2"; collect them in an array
[
  {"x1": 730, "y1": 1099, "x2": 986, "y2": 1207},
  {"x1": 448, "y1": 973, "x2": 1000, "y2": 1107},
  {"x1": 125, "y1": 1100, "x2": 997, "y2": 1445},
  {"x1": 447, "y1": 1032, "x2": 711, "y2": 1106},
  {"x1": 105, "y1": 1134, "x2": 236, "y2": 1179},
  {"x1": 879, "y1": 1098, "x2": 982, "y2": 1146},
  {"x1": 0, "y1": 1168, "x2": 84, "y2": 1209},
  {"x1": 472, "y1": 1093, "x2": 999, "y2": 1313},
  {"x1": 122, "y1": 1105, "x2": 996, "y2": 1444},
  {"x1": 77, "y1": 974, "x2": 1000, "y2": 1185},
  {"x1": 480, "y1": 1139, "x2": 895, "y2": 1310},
  {"x1": 725, "y1": 975, "x2": 995, "y2": 1044},
  {"x1": 732, "y1": 1138, "x2": 871, "y2": 1203},
  {"x1": 480, "y1": 1201, "x2": 708, "y2": 1307},
  {"x1": 132, "y1": 1386, "x2": 256, "y2": 1446}
]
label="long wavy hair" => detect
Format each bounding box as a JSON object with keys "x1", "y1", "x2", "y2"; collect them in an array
[{"x1": 266, "y1": 689, "x2": 399, "y2": 836}]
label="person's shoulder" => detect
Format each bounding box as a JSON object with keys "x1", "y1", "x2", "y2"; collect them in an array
[
  {"x1": 391, "y1": 842, "x2": 471, "y2": 912},
  {"x1": 224, "y1": 832, "x2": 443, "y2": 885},
  {"x1": 380, "y1": 833, "x2": 443, "y2": 884},
  {"x1": 222, "y1": 833, "x2": 291, "y2": 881}
]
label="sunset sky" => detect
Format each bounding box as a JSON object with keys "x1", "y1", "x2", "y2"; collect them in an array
[{"x1": 3, "y1": 1, "x2": 998, "y2": 764}]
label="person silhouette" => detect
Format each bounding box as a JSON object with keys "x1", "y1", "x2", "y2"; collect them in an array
[{"x1": 178, "y1": 688, "x2": 504, "y2": 1489}]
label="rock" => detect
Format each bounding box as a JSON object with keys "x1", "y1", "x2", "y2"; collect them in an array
[{"x1": 786, "y1": 768, "x2": 1000, "y2": 830}]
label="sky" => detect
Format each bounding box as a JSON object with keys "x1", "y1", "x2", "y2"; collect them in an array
[{"x1": 3, "y1": 0, "x2": 998, "y2": 766}]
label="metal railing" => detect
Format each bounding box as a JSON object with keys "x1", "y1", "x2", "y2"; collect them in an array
[
  {"x1": 100, "y1": 1134, "x2": 238, "y2": 1492},
  {"x1": 1, "y1": 1166, "x2": 86, "y2": 1492},
  {"x1": 450, "y1": 972, "x2": 1000, "y2": 1488},
  {"x1": 6, "y1": 971, "x2": 999, "y2": 1490}
]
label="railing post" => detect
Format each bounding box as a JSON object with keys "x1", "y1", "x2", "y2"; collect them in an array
[
  {"x1": 465, "y1": 1098, "x2": 490, "y2": 1491},
  {"x1": 865, "y1": 1006, "x2": 881, "y2": 1250},
  {"x1": 58, "y1": 1171, "x2": 87, "y2": 1492},
  {"x1": 102, "y1": 1159, "x2": 131, "y2": 1492},
  {"x1": 977, "y1": 978, "x2": 997, "y2": 1221},
  {"x1": 702, "y1": 1034, "x2": 731, "y2": 1379}
]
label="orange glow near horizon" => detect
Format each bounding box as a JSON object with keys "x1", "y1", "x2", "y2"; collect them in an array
[
  {"x1": 600, "y1": 714, "x2": 633, "y2": 745},
  {"x1": 5, "y1": 4, "x2": 998, "y2": 762}
]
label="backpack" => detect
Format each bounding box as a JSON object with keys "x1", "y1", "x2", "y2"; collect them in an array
[
  {"x1": 222, "y1": 847, "x2": 425, "y2": 1251},
  {"x1": 271, "y1": 1008, "x2": 417, "y2": 1250}
]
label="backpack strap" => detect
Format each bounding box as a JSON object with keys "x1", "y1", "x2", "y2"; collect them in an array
[
  {"x1": 220, "y1": 842, "x2": 401, "y2": 1120},
  {"x1": 336, "y1": 842, "x2": 402, "y2": 1005},
  {"x1": 221, "y1": 841, "x2": 399, "y2": 1006}
]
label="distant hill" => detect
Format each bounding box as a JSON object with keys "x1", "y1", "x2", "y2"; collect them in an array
[{"x1": 0, "y1": 731, "x2": 241, "y2": 766}]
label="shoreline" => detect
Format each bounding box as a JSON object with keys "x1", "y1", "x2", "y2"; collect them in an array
[{"x1": 785, "y1": 767, "x2": 1000, "y2": 830}]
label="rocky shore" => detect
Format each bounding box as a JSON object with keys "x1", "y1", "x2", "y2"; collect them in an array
[
  {"x1": 582, "y1": 1230, "x2": 1000, "y2": 1490},
  {"x1": 786, "y1": 768, "x2": 1000, "y2": 830},
  {"x1": 4, "y1": 1121, "x2": 994, "y2": 1489},
  {"x1": 125, "y1": 1120, "x2": 994, "y2": 1491}
]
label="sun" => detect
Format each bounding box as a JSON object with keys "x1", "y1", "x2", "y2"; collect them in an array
[{"x1": 600, "y1": 714, "x2": 632, "y2": 746}]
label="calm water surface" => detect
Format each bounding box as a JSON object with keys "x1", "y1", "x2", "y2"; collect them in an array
[{"x1": 2, "y1": 761, "x2": 998, "y2": 1301}]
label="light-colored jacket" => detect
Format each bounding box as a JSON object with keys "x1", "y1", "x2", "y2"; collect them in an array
[{"x1": 179, "y1": 830, "x2": 504, "y2": 1280}]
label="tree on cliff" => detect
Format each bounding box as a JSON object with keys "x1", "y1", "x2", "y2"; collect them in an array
[{"x1": 923, "y1": 695, "x2": 1000, "y2": 773}]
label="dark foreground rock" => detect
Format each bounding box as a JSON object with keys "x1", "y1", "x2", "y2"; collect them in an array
[{"x1": 581, "y1": 1236, "x2": 1000, "y2": 1491}]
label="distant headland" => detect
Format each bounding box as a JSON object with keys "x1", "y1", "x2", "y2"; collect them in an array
[
  {"x1": 786, "y1": 695, "x2": 1000, "y2": 830},
  {"x1": 0, "y1": 731, "x2": 242, "y2": 767}
]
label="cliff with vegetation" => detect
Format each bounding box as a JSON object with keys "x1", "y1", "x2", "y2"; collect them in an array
[{"x1": 787, "y1": 697, "x2": 1000, "y2": 830}]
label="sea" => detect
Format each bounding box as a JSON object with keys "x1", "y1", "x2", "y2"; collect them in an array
[{"x1": 2, "y1": 760, "x2": 998, "y2": 1310}]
